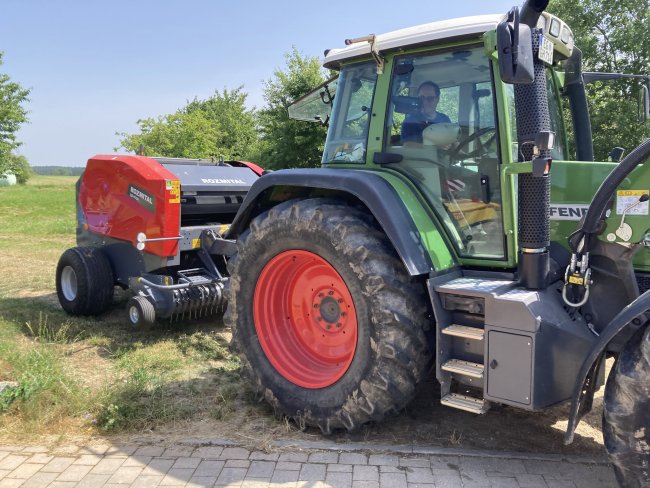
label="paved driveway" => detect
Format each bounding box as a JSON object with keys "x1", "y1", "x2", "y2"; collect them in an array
[{"x1": 0, "y1": 438, "x2": 617, "y2": 487}]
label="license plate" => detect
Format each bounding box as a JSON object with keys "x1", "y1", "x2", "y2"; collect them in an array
[{"x1": 538, "y1": 35, "x2": 554, "y2": 66}]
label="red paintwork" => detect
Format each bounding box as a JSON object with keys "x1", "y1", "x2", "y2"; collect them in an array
[
  {"x1": 78, "y1": 155, "x2": 181, "y2": 257},
  {"x1": 253, "y1": 250, "x2": 358, "y2": 389},
  {"x1": 230, "y1": 160, "x2": 265, "y2": 176}
]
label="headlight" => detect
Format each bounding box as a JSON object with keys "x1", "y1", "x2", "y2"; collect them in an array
[{"x1": 550, "y1": 19, "x2": 561, "y2": 38}]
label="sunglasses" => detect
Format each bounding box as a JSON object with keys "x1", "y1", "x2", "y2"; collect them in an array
[{"x1": 419, "y1": 95, "x2": 438, "y2": 103}]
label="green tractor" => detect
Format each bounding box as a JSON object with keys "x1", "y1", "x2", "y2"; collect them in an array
[{"x1": 224, "y1": 1, "x2": 650, "y2": 485}]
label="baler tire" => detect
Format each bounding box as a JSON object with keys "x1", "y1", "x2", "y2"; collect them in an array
[
  {"x1": 55, "y1": 247, "x2": 114, "y2": 316},
  {"x1": 127, "y1": 296, "x2": 156, "y2": 329},
  {"x1": 603, "y1": 325, "x2": 650, "y2": 488},
  {"x1": 225, "y1": 198, "x2": 434, "y2": 434}
]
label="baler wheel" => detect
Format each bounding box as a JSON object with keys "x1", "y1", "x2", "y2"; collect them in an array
[
  {"x1": 55, "y1": 247, "x2": 114, "y2": 316},
  {"x1": 127, "y1": 296, "x2": 156, "y2": 329},
  {"x1": 603, "y1": 325, "x2": 650, "y2": 488},
  {"x1": 226, "y1": 198, "x2": 433, "y2": 434}
]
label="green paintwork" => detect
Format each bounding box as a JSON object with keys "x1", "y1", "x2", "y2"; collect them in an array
[
  {"x1": 371, "y1": 170, "x2": 456, "y2": 271},
  {"x1": 550, "y1": 160, "x2": 650, "y2": 271}
]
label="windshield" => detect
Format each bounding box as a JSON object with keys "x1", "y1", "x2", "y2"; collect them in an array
[
  {"x1": 288, "y1": 76, "x2": 338, "y2": 125},
  {"x1": 384, "y1": 46, "x2": 505, "y2": 260},
  {"x1": 322, "y1": 62, "x2": 377, "y2": 164}
]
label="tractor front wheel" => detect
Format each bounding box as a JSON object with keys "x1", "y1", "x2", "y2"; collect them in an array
[
  {"x1": 226, "y1": 199, "x2": 433, "y2": 433},
  {"x1": 603, "y1": 325, "x2": 650, "y2": 488},
  {"x1": 55, "y1": 247, "x2": 114, "y2": 316}
]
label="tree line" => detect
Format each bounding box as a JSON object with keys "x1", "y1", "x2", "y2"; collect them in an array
[
  {"x1": 116, "y1": 48, "x2": 328, "y2": 171},
  {"x1": 1, "y1": 1, "x2": 648, "y2": 185}
]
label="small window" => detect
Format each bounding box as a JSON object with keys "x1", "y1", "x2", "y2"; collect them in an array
[{"x1": 322, "y1": 62, "x2": 377, "y2": 164}]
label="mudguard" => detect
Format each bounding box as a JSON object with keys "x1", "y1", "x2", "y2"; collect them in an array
[
  {"x1": 564, "y1": 289, "x2": 650, "y2": 444},
  {"x1": 226, "y1": 168, "x2": 437, "y2": 276}
]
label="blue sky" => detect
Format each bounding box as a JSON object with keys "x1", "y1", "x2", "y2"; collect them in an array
[{"x1": 1, "y1": 0, "x2": 516, "y2": 166}]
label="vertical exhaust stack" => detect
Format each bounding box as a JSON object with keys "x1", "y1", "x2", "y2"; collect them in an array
[{"x1": 515, "y1": 0, "x2": 552, "y2": 290}]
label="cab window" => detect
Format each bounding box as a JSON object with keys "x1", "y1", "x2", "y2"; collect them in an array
[{"x1": 323, "y1": 62, "x2": 377, "y2": 164}]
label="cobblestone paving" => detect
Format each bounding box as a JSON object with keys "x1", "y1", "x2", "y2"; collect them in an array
[{"x1": 0, "y1": 440, "x2": 617, "y2": 487}]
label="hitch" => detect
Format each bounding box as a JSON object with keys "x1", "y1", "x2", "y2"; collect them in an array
[{"x1": 562, "y1": 250, "x2": 592, "y2": 308}]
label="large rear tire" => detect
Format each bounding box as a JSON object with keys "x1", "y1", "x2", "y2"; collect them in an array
[
  {"x1": 56, "y1": 247, "x2": 114, "y2": 316},
  {"x1": 603, "y1": 325, "x2": 650, "y2": 488},
  {"x1": 226, "y1": 198, "x2": 433, "y2": 433}
]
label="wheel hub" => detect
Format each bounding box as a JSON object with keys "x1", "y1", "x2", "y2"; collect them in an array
[
  {"x1": 128, "y1": 305, "x2": 140, "y2": 324},
  {"x1": 60, "y1": 266, "x2": 78, "y2": 301},
  {"x1": 317, "y1": 295, "x2": 342, "y2": 325},
  {"x1": 253, "y1": 250, "x2": 358, "y2": 389}
]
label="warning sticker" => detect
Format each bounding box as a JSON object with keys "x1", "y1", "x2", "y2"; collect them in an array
[
  {"x1": 167, "y1": 179, "x2": 181, "y2": 204},
  {"x1": 191, "y1": 238, "x2": 201, "y2": 249},
  {"x1": 616, "y1": 190, "x2": 649, "y2": 215}
]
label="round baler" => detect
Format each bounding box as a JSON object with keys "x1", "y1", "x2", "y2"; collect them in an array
[{"x1": 56, "y1": 154, "x2": 262, "y2": 327}]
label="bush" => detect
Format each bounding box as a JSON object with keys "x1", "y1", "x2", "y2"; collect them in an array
[{"x1": 1, "y1": 154, "x2": 32, "y2": 184}]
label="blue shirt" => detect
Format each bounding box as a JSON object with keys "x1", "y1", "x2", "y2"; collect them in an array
[{"x1": 401, "y1": 111, "x2": 451, "y2": 144}]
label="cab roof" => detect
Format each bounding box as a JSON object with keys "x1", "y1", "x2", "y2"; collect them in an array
[{"x1": 323, "y1": 14, "x2": 504, "y2": 69}]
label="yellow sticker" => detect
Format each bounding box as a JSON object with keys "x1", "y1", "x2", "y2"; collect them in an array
[
  {"x1": 191, "y1": 238, "x2": 201, "y2": 249},
  {"x1": 568, "y1": 275, "x2": 584, "y2": 285},
  {"x1": 167, "y1": 180, "x2": 181, "y2": 204},
  {"x1": 617, "y1": 190, "x2": 649, "y2": 197},
  {"x1": 616, "y1": 189, "x2": 650, "y2": 215}
]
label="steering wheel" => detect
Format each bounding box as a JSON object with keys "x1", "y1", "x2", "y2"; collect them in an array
[{"x1": 448, "y1": 126, "x2": 497, "y2": 160}]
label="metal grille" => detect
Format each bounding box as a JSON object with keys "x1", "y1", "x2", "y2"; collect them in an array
[
  {"x1": 636, "y1": 273, "x2": 650, "y2": 294},
  {"x1": 514, "y1": 29, "x2": 551, "y2": 249}
]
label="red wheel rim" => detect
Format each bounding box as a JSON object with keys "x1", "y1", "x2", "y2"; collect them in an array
[{"x1": 253, "y1": 250, "x2": 358, "y2": 389}]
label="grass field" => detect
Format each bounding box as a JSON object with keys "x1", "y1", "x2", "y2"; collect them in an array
[{"x1": 0, "y1": 175, "x2": 261, "y2": 444}]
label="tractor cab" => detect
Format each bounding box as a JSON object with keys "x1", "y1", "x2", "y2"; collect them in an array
[{"x1": 290, "y1": 12, "x2": 580, "y2": 267}]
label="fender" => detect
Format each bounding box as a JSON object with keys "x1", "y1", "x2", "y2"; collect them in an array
[
  {"x1": 227, "y1": 168, "x2": 440, "y2": 276},
  {"x1": 564, "y1": 289, "x2": 650, "y2": 444}
]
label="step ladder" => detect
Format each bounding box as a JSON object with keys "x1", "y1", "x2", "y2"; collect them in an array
[{"x1": 430, "y1": 275, "x2": 516, "y2": 415}]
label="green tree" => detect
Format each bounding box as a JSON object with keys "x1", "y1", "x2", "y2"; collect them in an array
[
  {"x1": 0, "y1": 52, "x2": 30, "y2": 173},
  {"x1": 257, "y1": 47, "x2": 329, "y2": 169},
  {"x1": 117, "y1": 87, "x2": 258, "y2": 160},
  {"x1": 549, "y1": 0, "x2": 650, "y2": 160}
]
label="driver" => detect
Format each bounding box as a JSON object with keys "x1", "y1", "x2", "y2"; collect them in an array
[{"x1": 401, "y1": 81, "x2": 451, "y2": 145}]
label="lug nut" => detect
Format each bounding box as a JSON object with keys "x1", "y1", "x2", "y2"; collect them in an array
[
  {"x1": 328, "y1": 291, "x2": 334, "y2": 295},
  {"x1": 336, "y1": 323, "x2": 342, "y2": 328},
  {"x1": 318, "y1": 293, "x2": 324, "y2": 298},
  {"x1": 317, "y1": 316, "x2": 322, "y2": 321},
  {"x1": 337, "y1": 298, "x2": 343, "y2": 303},
  {"x1": 326, "y1": 325, "x2": 332, "y2": 330},
  {"x1": 313, "y1": 304, "x2": 319, "y2": 309}
]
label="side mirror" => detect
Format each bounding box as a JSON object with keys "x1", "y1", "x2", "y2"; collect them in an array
[
  {"x1": 608, "y1": 147, "x2": 625, "y2": 162},
  {"x1": 497, "y1": 8, "x2": 535, "y2": 84}
]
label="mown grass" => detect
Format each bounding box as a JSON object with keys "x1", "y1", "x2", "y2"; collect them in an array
[{"x1": 0, "y1": 176, "x2": 254, "y2": 442}]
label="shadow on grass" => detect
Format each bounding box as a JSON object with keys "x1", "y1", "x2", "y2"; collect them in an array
[
  {"x1": 0, "y1": 293, "x2": 608, "y2": 456},
  {"x1": 0, "y1": 292, "x2": 268, "y2": 439}
]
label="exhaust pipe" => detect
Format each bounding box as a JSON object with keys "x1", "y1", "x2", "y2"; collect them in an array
[{"x1": 514, "y1": 0, "x2": 551, "y2": 290}]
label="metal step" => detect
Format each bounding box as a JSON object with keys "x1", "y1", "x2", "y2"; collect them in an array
[
  {"x1": 441, "y1": 393, "x2": 489, "y2": 414},
  {"x1": 441, "y1": 359, "x2": 484, "y2": 379},
  {"x1": 435, "y1": 277, "x2": 515, "y2": 297},
  {"x1": 442, "y1": 324, "x2": 484, "y2": 341}
]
